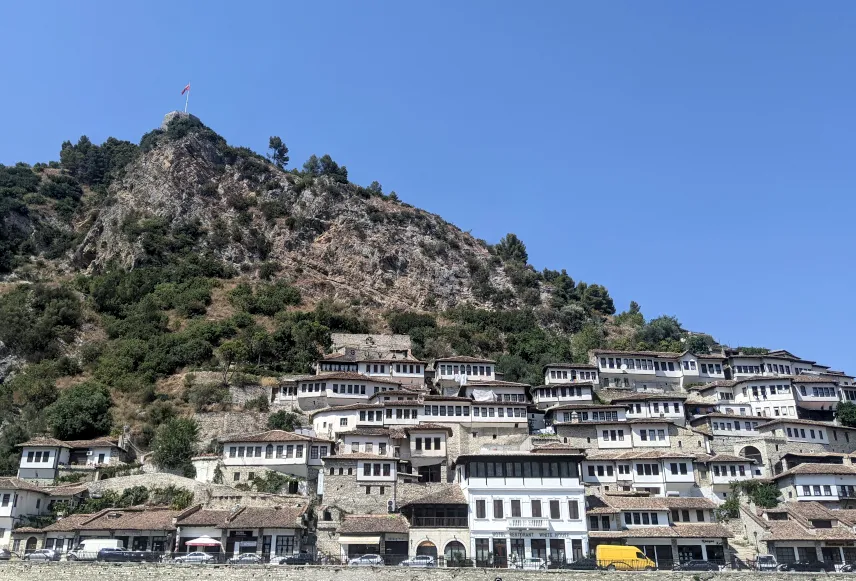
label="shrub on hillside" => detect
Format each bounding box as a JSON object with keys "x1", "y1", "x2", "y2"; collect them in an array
[{"x1": 45, "y1": 381, "x2": 113, "y2": 440}]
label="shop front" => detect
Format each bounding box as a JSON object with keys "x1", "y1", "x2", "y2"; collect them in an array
[
  {"x1": 589, "y1": 534, "x2": 729, "y2": 568},
  {"x1": 473, "y1": 531, "x2": 585, "y2": 567}
]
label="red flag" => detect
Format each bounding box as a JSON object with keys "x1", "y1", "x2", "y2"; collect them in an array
[{"x1": 181, "y1": 84, "x2": 190, "y2": 95}]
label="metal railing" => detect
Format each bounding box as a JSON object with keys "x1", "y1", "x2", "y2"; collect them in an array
[{"x1": 410, "y1": 516, "x2": 469, "y2": 527}]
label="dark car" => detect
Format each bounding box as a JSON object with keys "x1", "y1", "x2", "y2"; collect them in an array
[
  {"x1": 97, "y1": 547, "x2": 158, "y2": 562},
  {"x1": 0, "y1": 548, "x2": 11, "y2": 561},
  {"x1": 674, "y1": 560, "x2": 720, "y2": 571},
  {"x1": 275, "y1": 552, "x2": 314, "y2": 565},
  {"x1": 561, "y1": 558, "x2": 600, "y2": 570},
  {"x1": 780, "y1": 560, "x2": 834, "y2": 572}
]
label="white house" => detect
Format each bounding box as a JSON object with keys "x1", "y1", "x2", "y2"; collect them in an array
[
  {"x1": 772, "y1": 463, "x2": 856, "y2": 507},
  {"x1": 697, "y1": 454, "x2": 759, "y2": 499},
  {"x1": 0, "y1": 477, "x2": 48, "y2": 549},
  {"x1": 532, "y1": 382, "x2": 594, "y2": 410},
  {"x1": 609, "y1": 393, "x2": 687, "y2": 426},
  {"x1": 17, "y1": 436, "x2": 127, "y2": 483},
  {"x1": 582, "y1": 450, "x2": 701, "y2": 497},
  {"x1": 220, "y1": 430, "x2": 333, "y2": 488},
  {"x1": 456, "y1": 451, "x2": 588, "y2": 567},
  {"x1": 542, "y1": 363, "x2": 599, "y2": 385},
  {"x1": 433, "y1": 357, "x2": 496, "y2": 386},
  {"x1": 294, "y1": 372, "x2": 403, "y2": 409}
]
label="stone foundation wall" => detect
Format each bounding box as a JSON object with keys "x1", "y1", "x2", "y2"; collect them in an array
[
  {"x1": 0, "y1": 563, "x2": 846, "y2": 581},
  {"x1": 193, "y1": 411, "x2": 270, "y2": 444}
]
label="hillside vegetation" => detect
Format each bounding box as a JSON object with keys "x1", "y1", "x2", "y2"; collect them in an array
[{"x1": 0, "y1": 114, "x2": 716, "y2": 475}]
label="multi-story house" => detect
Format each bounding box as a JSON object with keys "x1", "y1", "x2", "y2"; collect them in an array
[
  {"x1": 608, "y1": 393, "x2": 688, "y2": 427},
  {"x1": 291, "y1": 372, "x2": 404, "y2": 411},
  {"x1": 585, "y1": 494, "x2": 731, "y2": 566},
  {"x1": 532, "y1": 383, "x2": 595, "y2": 410},
  {"x1": 0, "y1": 478, "x2": 48, "y2": 549},
  {"x1": 582, "y1": 450, "x2": 701, "y2": 497},
  {"x1": 17, "y1": 436, "x2": 129, "y2": 483},
  {"x1": 726, "y1": 349, "x2": 822, "y2": 379},
  {"x1": 542, "y1": 363, "x2": 599, "y2": 385},
  {"x1": 218, "y1": 430, "x2": 333, "y2": 491},
  {"x1": 731, "y1": 376, "x2": 840, "y2": 421},
  {"x1": 456, "y1": 451, "x2": 588, "y2": 567},
  {"x1": 591, "y1": 350, "x2": 726, "y2": 391},
  {"x1": 432, "y1": 356, "x2": 497, "y2": 389},
  {"x1": 315, "y1": 353, "x2": 426, "y2": 388},
  {"x1": 772, "y1": 463, "x2": 856, "y2": 508},
  {"x1": 546, "y1": 403, "x2": 626, "y2": 427},
  {"x1": 695, "y1": 454, "x2": 760, "y2": 499}
]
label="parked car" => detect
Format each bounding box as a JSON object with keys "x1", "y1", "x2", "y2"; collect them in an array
[
  {"x1": 400, "y1": 555, "x2": 435, "y2": 568},
  {"x1": 0, "y1": 548, "x2": 11, "y2": 561},
  {"x1": 96, "y1": 547, "x2": 158, "y2": 562},
  {"x1": 561, "y1": 557, "x2": 600, "y2": 570},
  {"x1": 173, "y1": 552, "x2": 216, "y2": 564},
  {"x1": 756, "y1": 554, "x2": 779, "y2": 571},
  {"x1": 67, "y1": 538, "x2": 124, "y2": 561},
  {"x1": 780, "y1": 560, "x2": 834, "y2": 572},
  {"x1": 22, "y1": 549, "x2": 59, "y2": 562},
  {"x1": 348, "y1": 554, "x2": 385, "y2": 566},
  {"x1": 275, "y1": 551, "x2": 313, "y2": 565},
  {"x1": 674, "y1": 560, "x2": 720, "y2": 571},
  {"x1": 596, "y1": 545, "x2": 656, "y2": 571},
  {"x1": 228, "y1": 553, "x2": 263, "y2": 565}
]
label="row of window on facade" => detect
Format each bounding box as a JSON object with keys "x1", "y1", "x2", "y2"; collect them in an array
[
  {"x1": 362, "y1": 463, "x2": 392, "y2": 477},
  {"x1": 629, "y1": 402, "x2": 682, "y2": 414},
  {"x1": 712, "y1": 465, "x2": 747, "y2": 477},
  {"x1": 548, "y1": 370, "x2": 597, "y2": 381},
  {"x1": 561, "y1": 410, "x2": 619, "y2": 423},
  {"x1": 367, "y1": 364, "x2": 423, "y2": 374},
  {"x1": 742, "y1": 384, "x2": 792, "y2": 397},
  {"x1": 474, "y1": 498, "x2": 581, "y2": 520},
  {"x1": 474, "y1": 538, "x2": 585, "y2": 564},
  {"x1": 421, "y1": 405, "x2": 526, "y2": 418},
  {"x1": 712, "y1": 421, "x2": 760, "y2": 431},
  {"x1": 24, "y1": 451, "x2": 53, "y2": 463},
  {"x1": 465, "y1": 460, "x2": 579, "y2": 479},
  {"x1": 785, "y1": 427, "x2": 827, "y2": 441},
  {"x1": 438, "y1": 364, "x2": 493, "y2": 376},
  {"x1": 539, "y1": 386, "x2": 587, "y2": 398},
  {"x1": 350, "y1": 442, "x2": 388, "y2": 454},
  {"x1": 227, "y1": 444, "x2": 329, "y2": 459}
]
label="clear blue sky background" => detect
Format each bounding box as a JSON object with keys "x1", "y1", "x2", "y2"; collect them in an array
[{"x1": 1, "y1": 1, "x2": 854, "y2": 373}]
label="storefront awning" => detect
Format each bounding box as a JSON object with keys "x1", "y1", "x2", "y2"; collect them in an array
[{"x1": 338, "y1": 535, "x2": 382, "y2": 544}]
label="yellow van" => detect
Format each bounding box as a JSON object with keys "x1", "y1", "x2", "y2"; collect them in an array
[{"x1": 595, "y1": 544, "x2": 657, "y2": 571}]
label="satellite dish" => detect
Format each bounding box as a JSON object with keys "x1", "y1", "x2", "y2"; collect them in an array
[{"x1": 620, "y1": 364, "x2": 628, "y2": 371}]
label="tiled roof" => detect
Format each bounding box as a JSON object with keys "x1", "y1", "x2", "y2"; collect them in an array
[
  {"x1": 530, "y1": 442, "x2": 585, "y2": 453},
  {"x1": 309, "y1": 403, "x2": 383, "y2": 417},
  {"x1": 0, "y1": 477, "x2": 46, "y2": 493},
  {"x1": 760, "y1": 418, "x2": 856, "y2": 431},
  {"x1": 589, "y1": 524, "x2": 731, "y2": 539},
  {"x1": 220, "y1": 430, "x2": 332, "y2": 444},
  {"x1": 700, "y1": 454, "x2": 756, "y2": 464},
  {"x1": 533, "y1": 382, "x2": 596, "y2": 390},
  {"x1": 76, "y1": 507, "x2": 179, "y2": 531},
  {"x1": 773, "y1": 463, "x2": 856, "y2": 480},
  {"x1": 17, "y1": 436, "x2": 71, "y2": 448},
  {"x1": 323, "y1": 452, "x2": 394, "y2": 461},
  {"x1": 406, "y1": 423, "x2": 453, "y2": 433},
  {"x1": 434, "y1": 356, "x2": 495, "y2": 364},
  {"x1": 690, "y1": 413, "x2": 772, "y2": 422},
  {"x1": 399, "y1": 485, "x2": 467, "y2": 506},
  {"x1": 12, "y1": 527, "x2": 43, "y2": 534},
  {"x1": 176, "y1": 507, "x2": 232, "y2": 526},
  {"x1": 607, "y1": 392, "x2": 688, "y2": 402},
  {"x1": 423, "y1": 395, "x2": 472, "y2": 402},
  {"x1": 587, "y1": 494, "x2": 716, "y2": 512},
  {"x1": 791, "y1": 375, "x2": 839, "y2": 384},
  {"x1": 585, "y1": 450, "x2": 700, "y2": 461},
  {"x1": 592, "y1": 349, "x2": 685, "y2": 359},
  {"x1": 219, "y1": 505, "x2": 308, "y2": 529},
  {"x1": 63, "y1": 437, "x2": 120, "y2": 448},
  {"x1": 41, "y1": 483, "x2": 89, "y2": 496},
  {"x1": 294, "y1": 372, "x2": 402, "y2": 386},
  {"x1": 546, "y1": 403, "x2": 624, "y2": 412},
  {"x1": 343, "y1": 427, "x2": 391, "y2": 436},
  {"x1": 686, "y1": 380, "x2": 737, "y2": 392},
  {"x1": 456, "y1": 451, "x2": 584, "y2": 461},
  {"x1": 543, "y1": 363, "x2": 597, "y2": 370},
  {"x1": 370, "y1": 389, "x2": 426, "y2": 400},
  {"x1": 39, "y1": 513, "x2": 93, "y2": 532},
  {"x1": 382, "y1": 400, "x2": 424, "y2": 407},
  {"x1": 762, "y1": 520, "x2": 856, "y2": 541},
  {"x1": 338, "y1": 514, "x2": 409, "y2": 534},
  {"x1": 466, "y1": 380, "x2": 530, "y2": 388}
]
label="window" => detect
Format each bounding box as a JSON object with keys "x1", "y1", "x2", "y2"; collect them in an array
[
  {"x1": 434, "y1": 437, "x2": 441, "y2": 449},
  {"x1": 415, "y1": 438, "x2": 422, "y2": 450},
  {"x1": 682, "y1": 509, "x2": 690, "y2": 521},
  {"x1": 383, "y1": 464, "x2": 391, "y2": 477},
  {"x1": 511, "y1": 499, "x2": 521, "y2": 517},
  {"x1": 493, "y1": 499, "x2": 504, "y2": 519},
  {"x1": 532, "y1": 500, "x2": 542, "y2": 518},
  {"x1": 310, "y1": 446, "x2": 319, "y2": 459},
  {"x1": 365, "y1": 486, "x2": 371, "y2": 494},
  {"x1": 697, "y1": 510, "x2": 705, "y2": 522},
  {"x1": 229, "y1": 447, "x2": 236, "y2": 458},
  {"x1": 1, "y1": 494, "x2": 9, "y2": 507},
  {"x1": 233, "y1": 473, "x2": 240, "y2": 482},
  {"x1": 569, "y1": 500, "x2": 579, "y2": 519},
  {"x1": 550, "y1": 500, "x2": 560, "y2": 519},
  {"x1": 340, "y1": 418, "x2": 348, "y2": 426},
  {"x1": 476, "y1": 499, "x2": 486, "y2": 518},
  {"x1": 378, "y1": 443, "x2": 386, "y2": 456},
  {"x1": 424, "y1": 438, "x2": 432, "y2": 450}
]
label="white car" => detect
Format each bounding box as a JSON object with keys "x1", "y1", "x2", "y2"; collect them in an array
[
  {"x1": 517, "y1": 557, "x2": 547, "y2": 571},
  {"x1": 348, "y1": 554, "x2": 385, "y2": 566},
  {"x1": 401, "y1": 555, "x2": 435, "y2": 568},
  {"x1": 174, "y1": 552, "x2": 216, "y2": 564}
]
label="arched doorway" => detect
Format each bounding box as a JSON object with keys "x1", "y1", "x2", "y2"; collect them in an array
[
  {"x1": 25, "y1": 537, "x2": 37, "y2": 553},
  {"x1": 740, "y1": 446, "x2": 763, "y2": 474},
  {"x1": 444, "y1": 541, "x2": 466, "y2": 566},
  {"x1": 417, "y1": 541, "x2": 437, "y2": 559}
]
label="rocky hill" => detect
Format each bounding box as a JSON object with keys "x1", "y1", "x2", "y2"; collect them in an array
[{"x1": 0, "y1": 113, "x2": 709, "y2": 475}]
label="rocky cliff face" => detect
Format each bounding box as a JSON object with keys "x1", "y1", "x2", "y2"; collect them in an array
[{"x1": 73, "y1": 125, "x2": 525, "y2": 312}]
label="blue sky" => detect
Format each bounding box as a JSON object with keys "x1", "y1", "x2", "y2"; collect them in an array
[{"x1": 1, "y1": 1, "x2": 854, "y2": 373}]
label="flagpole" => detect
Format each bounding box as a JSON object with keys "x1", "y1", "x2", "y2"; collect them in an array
[{"x1": 184, "y1": 83, "x2": 190, "y2": 113}]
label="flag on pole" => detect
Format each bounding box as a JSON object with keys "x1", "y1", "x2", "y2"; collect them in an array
[{"x1": 181, "y1": 83, "x2": 191, "y2": 95}]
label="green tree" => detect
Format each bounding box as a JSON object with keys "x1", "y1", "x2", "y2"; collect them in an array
[
  {"x1": 580, "y1": 284, "x2": 615, "y2": 315},
  {"x1": 837, "y1": 401, "x2": 856, "y2": 427},
  {"x1": 636, "y1": 315, "x2": 684, "y2": 349},
  {"x1": 267, "y1": 136, "x2": 289, "y2": 169},
  {"x1": 151, "y1": 418, "x2": 199, "y2": 470},
  {"x1": 45, "y1": 382, "x2": 113, "y2": 440},
  {"x1": 267, "y1": 410, "x2": 302, "y2": 431},
  {"x1": 367, "y1": 181, "x2": 383, "y2": 195},
  {"x1": 495, "y1": 233, "x2": 528, "y2": 263},
  {"x1": 686, "y1": 334, "x2": 716, "y2": 354},
  {"x1": 215, "y1": 339, "x2": 248, "y2": 385}
]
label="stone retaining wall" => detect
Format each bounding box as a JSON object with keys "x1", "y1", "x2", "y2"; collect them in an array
[{"x1": 0, "y1": 563, "x2": 842, "y2": 581}]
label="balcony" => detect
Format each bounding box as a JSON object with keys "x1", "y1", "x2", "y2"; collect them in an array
[
  {"x1": 508, "y1": 518, "x2": 548, "y2": 530},
  {"x1": 411, "y1": 517, "x2": 468, "y2": 528}
]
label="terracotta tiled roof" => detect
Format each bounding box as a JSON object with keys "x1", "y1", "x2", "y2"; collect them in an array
[
  {"x1": 39, "y1": 513, "x2": 92, "y2": 532},
  {"x1": 75, "y1": 507, "x2": 179, "y2": 531},
  {"x1": 63, "y1": 438, "x2": 120, "y2": 448},
  {"x1": 309, "y1": 403, "x2": 383, "y2": 417},
  {"x1": 760, "y1": 418, "x2": 856, "y2": 431},
  {"x1": 323, "y1": 452, "x2": 394, "y2": 460},
  {"x1": 17, "y1": 436, "x2": 71, "y2": 448},
  {"x1": 791, "y1": 375, "x2": 840, "y2": 384},
  {"x1": 221, "y1": 430, "x2": 332, "y2": 444},
  {"x1": 589, "y1": 524, "x2": 732, "y2": 539},
  {"x1": 585, "y1": 450, "x2": 700, "y2": 461},
  {"x1": 588, "y1": 494, "x2": 716, "y2": 512},
  {"x1": 533, "y1": 383, "x2": 596, "y2": 390},
  {"x1": 400, "y1": 485, "x2": 466, "y2": 507},
  {"x1": 761, "y1": 520, "x2": 856, "y2": 541},
  {"x1": 12, "y1": 527, "x2": 43, "y2": 534},
  {"x1": 434, "y1": 356, "x2": 495, "y2": 364},
  {"x1": 338, "y1": 514, "x2": 409, "y2": 534},
  {"x1": 370, "y1": 389, "x2": 426, "y2": 400},
  {"x1": 690, "y1": 413, "x2": 772, "y2": 422},
  {"x1": 592, "y1": 349, "x2": 685, "y2": 359},
  {"x1": 465, "y1": 380, "x2": 530, "y2": 388},
  {"x1": 41, "y1": 483, "x2": 89, "y2": 496},
  {"x1": 423, "y1": 395, "x2": 472, "y2": 402},
  {"x1": 219, "y1": 505, "x2": 308, "y2": 529},
  {"x1": 294, "y1": 372, "x2": 402, "y2": 386},
  {"x1": 700, "y1": 454, "x2": 756, "y2": 464},
  {"x1": 686, "y1": 380, "x2": 737, "y2": 392},
  {"x1": 530, "y1": 442, "x2": 584, "y2": 453},
  {"x1": 0, "y1": 477, "x2": 46, "y2": 493},
  {"x1": 773, "y1": 463, "x2": 856, "y2": 480},
  {"x1": 607, "y1": 392, "x2": 688, "y2": 402},
  {"x1": 546, "y1": 403, "x2": 624, "y2": 412},
  {"x1": 343, "y1": 427, "x2": 391, "y2": 437},
  {"x1": 406, "y1": 423, "x2": 453, "y2": 433},
  {"x1": 543, "y1": 362, "x2": 598, "y2": 370},
  {"x1": 176, "y1": 508, "x2": 232, "y2": 526}
]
